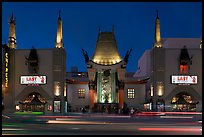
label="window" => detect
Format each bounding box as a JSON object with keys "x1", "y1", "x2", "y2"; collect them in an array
[
  {"x1": 78, "y1": 88, "x2": 85, "y2": 98},
  {"x1": 127, "y1": 88, "x2": 135, "y2": 99}
]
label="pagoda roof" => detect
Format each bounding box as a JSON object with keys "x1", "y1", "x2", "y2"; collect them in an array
[{"x1": 91, "y1": 31, "x2": 122, "y2": 65}]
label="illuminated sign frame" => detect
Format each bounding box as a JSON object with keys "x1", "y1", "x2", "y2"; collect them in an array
[
  {"x1": 20, "y1": 76, "x2": 47, "y2": 85},
  {"x1": 54, "y1": 101, "x2": 61, "y2": 113},
  {"x1": 171, "y1": 75, "x2": 197, "y2": 84},
  {"x1": 5, "y1": 48, "x2": 9, "y2": 88}
]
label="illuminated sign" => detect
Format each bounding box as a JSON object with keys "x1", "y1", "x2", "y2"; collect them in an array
[
  {"x1": 171, "y1": 75, "x2": 197, "y2": 84},
  {"x1": 47, "y1": 105, "x2": 52, "y2": 111},
  {"x1": 5, "y1": 52, "x2": 9, "y2": 88},
  {"x1": 54, "y1": 101, "x2": 60, "y2": 112},
  {"x1": 20, "y1": 76, "x2": 46, "y2": 85}
]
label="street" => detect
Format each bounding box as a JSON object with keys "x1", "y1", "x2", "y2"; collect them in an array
[{"x1": 2, "y1": 112, "x2": 202, "y2": 135}]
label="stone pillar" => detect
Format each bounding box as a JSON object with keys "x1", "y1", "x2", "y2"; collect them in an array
[
  {"x1": 89, "y1": 89, "x2": 95, "y2": 109},
  {"x1": 88, "y1": 81, "x2": 95, "y2": 110},
  {"x1": 118, "y1": 81, "x2": 125, "y2": 109}
]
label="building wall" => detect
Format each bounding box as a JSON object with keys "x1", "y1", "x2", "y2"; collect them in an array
[
  {"x1": 53, "y1": 48, "x2": 67, "y2": 114},
  {"x1": 138, "y1": 38, "x2": 202, "y2": 111},
  {"x1": 67, "y1": 84, "x2": 89, "y2": 112},
  {"x1": 162, "y1": 38, "x2": 201, "y2": 49},
  {"x1": 134, "y1": 49, "x2": 151, "y2": 77},
  {"x1": 164, "y1": 48, "x2": 202, "y2": 111},
  {"x1": 66, "y1": 82, "x2": 146, "y2": 112},
  {"x1": 124, "y1": 84, "x2": 146, "y2": 110},
  {"x1": 14, "y1": 49, "x2": 54, "y2": 101},
  {"x1": 66, "y1": 69, "x2": 147, "y2": 112},
  {"x1": 3, "y1": 49, "x2": 16, "y2": 113}
]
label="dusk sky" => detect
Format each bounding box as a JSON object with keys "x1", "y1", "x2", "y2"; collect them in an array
[{"x1": 2, "y1": 2, "x2": 202, "y2": 72}]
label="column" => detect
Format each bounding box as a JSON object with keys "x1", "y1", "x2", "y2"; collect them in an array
[
  {"x1": 88, "y1": 81, "x2": 95, "y2": 111},
  {"x1": 118, "y1": 81, "x2": 125, "y2": 109}
]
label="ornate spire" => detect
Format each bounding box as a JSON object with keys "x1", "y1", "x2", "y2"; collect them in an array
[
  {"x1": 56, "y1": 10, "x2": 63, "y2": 48},
  {"x1": 112, "y1": 24, "x2": 114, "y2": 33},
  {"x1": 156, "y1": 9, "x2": 159, "y2": 19},
  {"x1": 8, "y1": 12, "x2": 17, "y2": 49},
  {"x1": 154, "y1": 10, "x2": 162, "y2": 48},
  {"x1": 98, "y1": 26, "x2": 101, "y2": 33},
  {"x1": 58, "y1": 10, "x2": 61, "y2": 20}
]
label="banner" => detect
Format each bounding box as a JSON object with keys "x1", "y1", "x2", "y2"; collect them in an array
[
  {"x1": 20, "y1": 76, "x2": 46, "y2": 85},
  {"x1": 171, "y1": 75, "x2": 197, "y2": 84}
]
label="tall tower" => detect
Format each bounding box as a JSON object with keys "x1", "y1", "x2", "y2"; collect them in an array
[
  {"x1": 53, "y1": 10, "x2": 66, "y2": 114},
  {"x1": 55, "y1": 10, "x2": 63, "y2": 48},
  {"x1": 154, "y1": 10, "x2": 162, "y2": 48},
  {"x1": 8, "y1": 13, "x2": 17, "y2": 49},
  {"x1": 151, "y1": 10, "x2": 165, "y2": 111},
  {"x1": 3, "y1": 13, "x2": 17, "y2": 114}
]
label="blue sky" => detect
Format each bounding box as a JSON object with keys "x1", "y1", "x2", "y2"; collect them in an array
[{"x1": 2, "y1": 2, "x2": 202, "y2": 72}]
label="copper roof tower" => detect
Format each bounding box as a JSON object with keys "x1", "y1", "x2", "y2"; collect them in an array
[
  {"x1": 91, "y1": 31, "x2": 122, "y2": 65},
  {"x1": 154, "y1": 10, "x2": 162, "y2": 48}
]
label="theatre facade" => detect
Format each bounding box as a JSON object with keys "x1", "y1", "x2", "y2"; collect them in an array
[
  {"x1": 66, "y1": 30, "x2": 148, "y2": 112},
  {"x1": 2, "y1": 13, "x2": 66, "y2": 115},
  {"x1": 2, "y1": 11, "x2": 202, "y2": 115},
  {"x1": 134, "y1": 13, "x2": 202, "y2": 112}
]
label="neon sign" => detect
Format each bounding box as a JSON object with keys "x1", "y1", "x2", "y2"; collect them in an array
[
  {"x1": 20, "y1": 76, "x2": 46, "y2": 85},
  {"x1": 54, "y1": 101, "x2": 60, "y2": 112},
  {"x1": 5, "y1": 52, "x2": 9, "y2": 88},
  {"x1": 171, "y1": 75, "x2": 197, "y2": 84}
]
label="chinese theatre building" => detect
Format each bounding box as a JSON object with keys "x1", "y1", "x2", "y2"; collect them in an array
[
  {"x1": 66, "y1": 67, "x2": 148, "y2": 113},
  {"x1": 71, "y1": 28, "x2": 149, "y2": 113},
  {"x1": 2, "y1": 12, "x2": 66, "y2": 115},
  {"x1": 134, "y1": 12, "x2": 202, "y2": 112}
]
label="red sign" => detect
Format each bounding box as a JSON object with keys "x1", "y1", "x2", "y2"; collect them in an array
[
  {"x1": 21, "y1": 76, "x2": 46, "y2": 85},
  {"x1": 171, "y1": 75, "x2": 197, "y2": 84}
]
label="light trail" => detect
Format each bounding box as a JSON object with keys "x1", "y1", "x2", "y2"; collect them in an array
[
  {"x1": 160, "y1": 116, "x2": 193, "y2": 119},
  {"x1": 46, "y1": 120, "x2": 110, "y2": 124},
  {"x1": 2, "y1": 128, "x2": 25, "y2": 131},
  {"x1": 138, "y1": 127, "x2": 202, "y2": 132}
]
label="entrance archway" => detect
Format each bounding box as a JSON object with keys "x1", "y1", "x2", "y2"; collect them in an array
[
  {"x1": 19, "y1": 92, "x2": 46, "y2": 112},
  {"x1": 165, "y1": 86, "x2": 201, "y2": 111},
  {"x1": 171, "y1": 92, "x2": 198, "y2": 111}
]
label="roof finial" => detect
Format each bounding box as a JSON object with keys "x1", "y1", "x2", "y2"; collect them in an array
[
  {"x1": 98, "y1": 25, "x2": 101, "y2": 33},
  {"x1": 112, "y1": 24, "x2": 114, "y2": 33},
  {"x1": 10, "y1": 11, "x2": 15, "y2": 23},
  {"x1": 12, "y1": 12, "x2": 14, "y2": 20},
  {"x1": 156, "y1": 9, "x2": 159, "y2": 19},
  {"x1": 58, "y1": 10, "x2": 61, "y2": 19}
]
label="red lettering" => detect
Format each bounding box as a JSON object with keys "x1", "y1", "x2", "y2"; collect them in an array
[
  {"x1": 26, "y1": 77, "x2": 37, "y2": 81},
  {"x1": 178, "y1": 76, "x2": 188, "y2": 81}
]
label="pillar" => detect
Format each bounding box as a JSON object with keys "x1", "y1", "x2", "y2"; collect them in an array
[
  {"x1": 119, "y1": 89, "x2": 124, "y2": 109},
  {"x1": 118, "y1": 81, "x2": 125, "y2": 109},
  {"x1": 89, "y1": 89, "x2": 95, "y2": 109},
  {"x1": 88, "y1": 81, "x2": 95, "y2": 111}
]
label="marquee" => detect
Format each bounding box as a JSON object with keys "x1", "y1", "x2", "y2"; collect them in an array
[{"x1": 20, "y1": 76, "x2": 46, "y2": 85}]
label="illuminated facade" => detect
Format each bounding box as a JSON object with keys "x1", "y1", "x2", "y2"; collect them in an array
[
  {"x1": 66, "y1": 29, "x2": 148, "y2": 113},
  {"x1": 134, "y1": 12, "x2": 202, "y2": 112},
  {"x1": 84, "y1": 29, "x2": 131, "y2": 111},
  {"x1": 2, "y1": 12, "x2": 66, "y2": 115},
  {"x1": 66, "y1": 67, "x2": 148, "y2": 112}
]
